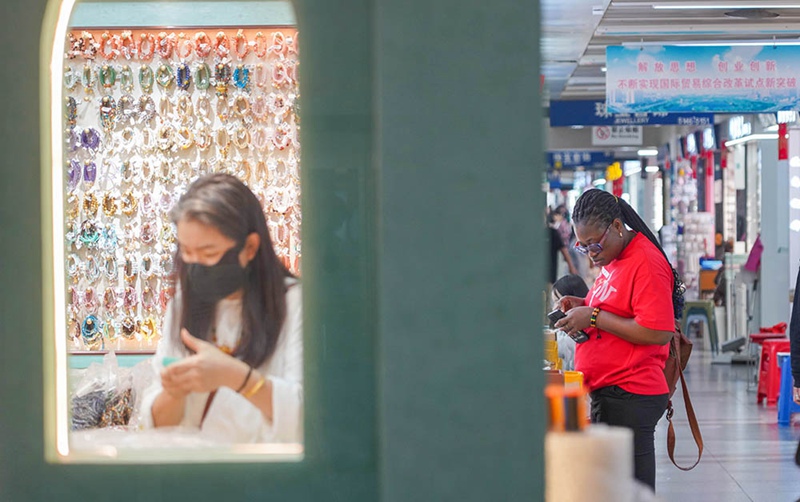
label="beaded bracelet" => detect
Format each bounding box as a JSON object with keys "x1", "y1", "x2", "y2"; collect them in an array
[{"x1": 590, "y1": 307, "x2": 601, "y2": 329}]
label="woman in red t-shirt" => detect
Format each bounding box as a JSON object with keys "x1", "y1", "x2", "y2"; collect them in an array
[{"x1": 553, "y1": 189, "x2": 685, "y2": 493}]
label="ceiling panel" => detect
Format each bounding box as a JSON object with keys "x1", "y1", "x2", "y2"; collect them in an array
[{"x1": 543, "y1": 0, "x2": 800, "y2": 102}]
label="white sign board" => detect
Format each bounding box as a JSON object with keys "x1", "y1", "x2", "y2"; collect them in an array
[{"x1": 592, "y1": 125, "x2": 643, "y2": 146}]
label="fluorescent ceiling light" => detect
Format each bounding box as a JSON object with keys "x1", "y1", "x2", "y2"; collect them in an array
[
  {"x1": 645, "y1": 165, "x2": 660, "y2": 173},
  {"x1": 592, "y1": 178, "x2": 607, "y2": 186},
  {"x1": 638, "y1": 149, "x2": 659, "y2": 156},
  {"x1": 622, "y1": 39, "x2": 800, "y2": 48},
  {"x1": 725, "y1": 133, "x2": 778, "y2": 147},
  {"x1": 600, "y1": 67, "x2": 607, "y2": 73},
  {"x1": 652, "y1": 3, "x2": 800, "y2": 9}
]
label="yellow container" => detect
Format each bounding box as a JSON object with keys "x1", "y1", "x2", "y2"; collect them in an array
[
  {"x1": 543, "y1": 340, "x2": 562, "y2": 370},
  {"x1": 563, "y1": 370, "x2": 583, "y2": 391}
]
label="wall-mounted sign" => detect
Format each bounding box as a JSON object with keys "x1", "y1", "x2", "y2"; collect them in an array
[
  {"x1": 547, "y1": 150, "x2": 614, "y2": 170},
  {"x1": 592, "y1": 125, "x2": 643, "y2": 146},
  {"x1": 606, "y1": 45, "x2": 800, "y2": 113},
  {"x1": 549, "y1": 99, "x2": 714, "y2": 127}
]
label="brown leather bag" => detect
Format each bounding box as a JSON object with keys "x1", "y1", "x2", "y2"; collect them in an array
[{"x1": 663, "y1": 326, "x2": 703, "y2": 470}]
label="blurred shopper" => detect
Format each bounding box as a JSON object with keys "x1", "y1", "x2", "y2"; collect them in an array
[
  {"x1": 551, "y1": 274, "x2": 590, "y2": 371},
  {"x1": 553, "y1": 189, "x2": 684, "y2": 492}
]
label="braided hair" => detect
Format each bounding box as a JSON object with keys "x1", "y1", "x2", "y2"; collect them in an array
[{"x1": 572, "y1": 189, "x2": 685, "y2": 320}]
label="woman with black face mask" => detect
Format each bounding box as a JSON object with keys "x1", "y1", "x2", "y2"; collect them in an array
[{"x1": 140, "y1": 174, "x2": 302, "y2": 443}]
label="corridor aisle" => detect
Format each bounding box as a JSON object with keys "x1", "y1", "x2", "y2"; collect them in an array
[{"x1": 656, "y1": 350, "x2": 800, "y2": 501}]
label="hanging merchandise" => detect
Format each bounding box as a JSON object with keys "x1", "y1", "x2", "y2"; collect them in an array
[{"x1": 63, "y1": 27, "x2": 302, "y2": 353}]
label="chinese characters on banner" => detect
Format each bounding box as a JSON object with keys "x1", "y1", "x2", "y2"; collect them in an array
[{"x1": 606, "y1": 45, "x2": 800, "y2": 113}]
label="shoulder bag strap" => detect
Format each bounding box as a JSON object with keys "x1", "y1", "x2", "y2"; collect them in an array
[{"x1": 666, "y1": 361, "x2": 704, "y2": 470}]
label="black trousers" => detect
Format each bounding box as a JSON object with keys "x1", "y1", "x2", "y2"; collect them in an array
[{"x1": 589, "y1": 385, "x2": 669, "y2": 491}]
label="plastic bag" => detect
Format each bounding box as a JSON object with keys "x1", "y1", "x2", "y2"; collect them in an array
[{"x1": 70, "y1": 352, "x2": 135, "y2": 430}]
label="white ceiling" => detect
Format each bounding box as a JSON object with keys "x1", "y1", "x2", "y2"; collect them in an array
[{"x1": 542, "y1": 0, "x2": 800, "y2": 102}]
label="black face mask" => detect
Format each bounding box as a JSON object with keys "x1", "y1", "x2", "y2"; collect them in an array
[{"x1": 183, "y1": 243, "x2": 247, "y2": 340}]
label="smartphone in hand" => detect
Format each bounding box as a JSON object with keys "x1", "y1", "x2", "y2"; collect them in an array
[{"x1": 547, "y1": 308, "x2": 589, "y2": 344}]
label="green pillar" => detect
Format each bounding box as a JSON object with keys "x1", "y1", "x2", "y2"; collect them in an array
[{"x1": 375, "y1": 1, "x2": 544, "y2": 499}]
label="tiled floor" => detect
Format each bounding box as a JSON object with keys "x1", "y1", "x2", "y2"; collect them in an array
[{"x1": 655, "y1": 348, "x2": 800, "y2": 501}]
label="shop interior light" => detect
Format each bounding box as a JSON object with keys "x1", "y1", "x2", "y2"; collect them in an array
[
  {"x1": 765, "y1": 124, "x2": 780, "y2": 132},
  {"x1": 725, "y1": 133, "x2": 778, "y2": 147},
  {"x1": 638, "y1": 148, "x2": 659, "y2": 156},
  {"x1": 791, "y1": 220, "x2": 800, "y2": 233},
  {"x1": 645, "y1": 165, "x2": 660, "y2": 173},
  {"x1": 652, "y1": 3, "x2": 800, "y2": 9},
  {"x1": 592, "y1": 178, "x2": 607, "y2": 186},
  {"x1": 791, "y1": 198, "x2": 800, "y2": 210},
  {"x1": 622, "y1": 39, "x2": 800, "y2": 48}
]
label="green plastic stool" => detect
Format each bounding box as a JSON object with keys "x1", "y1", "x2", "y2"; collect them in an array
[{"x1": 681, "y1": 299, "x2": 719, "y2": 354}]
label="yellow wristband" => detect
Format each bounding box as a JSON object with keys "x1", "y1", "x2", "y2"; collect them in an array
[{"x1": 243, "y1": 376, "x2": 266, "y2": 399}]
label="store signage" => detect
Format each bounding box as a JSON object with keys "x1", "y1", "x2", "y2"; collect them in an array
[
  {"x1": 728, "y1": 116, "x2": 752, "y2": 141},
  {"x1": 592, "y1": 125, "x2": 643, "y2": 146},
  {"x1": 547, "y1": 150, "x2": 614, "y2": 170},
  {"x1": 606, "y1": 45, "x2": 800, "y2": 113},
  {"x1": 549, "y1": 99, "x2": 714, "y2": 127}
]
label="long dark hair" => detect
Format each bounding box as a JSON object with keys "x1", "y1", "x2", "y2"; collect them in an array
[
  {"x1": 572, "y1": 189, "x2": 684, "y2": 319},
  {"x1": 170, "y1": 173, "x2": 294, "y2": 367}
]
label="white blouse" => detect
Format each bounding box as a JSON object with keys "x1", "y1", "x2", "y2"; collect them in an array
[{"x1": 139, "y1": 279, "x2": 303, "y2": 444}]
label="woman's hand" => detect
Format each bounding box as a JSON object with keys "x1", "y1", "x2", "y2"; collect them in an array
[
  {"x1": 161, "y1": 329, "x2": 249, "y2": 394},
  {"x1": 554, "y1": 306, "x2": 593, "y2": 338},
  {"x1": 794, "y1": 386, "x2": 800, "y2": 405},
  {"x1": 557, "y1": 295, "x2": 585, "y2": 312}
]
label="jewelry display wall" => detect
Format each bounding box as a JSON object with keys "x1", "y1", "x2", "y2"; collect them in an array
[{"x1": 63, "y1": 28, "x2": 301, "y2": 352}]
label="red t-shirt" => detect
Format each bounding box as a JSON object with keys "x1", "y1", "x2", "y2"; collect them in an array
[{"x1": 575, "y1": 232, "x2": 674, "y2": 395}]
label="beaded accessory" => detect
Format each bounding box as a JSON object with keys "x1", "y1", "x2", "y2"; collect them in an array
[
  {"x1": 84, "y1": 255, "x2": 101, "y2": 281},
  {"x1": 139, "y1": 65, "x2": 154, "y2": 93},
  {"x1": 234, "y1": 29, "x2": 249, "y2": 60},
  {"x1": 233, "y1": 125, "x2": 250, "y2": 150},
  {"x1": 64, "y1": 65, "x2": 78, "y2": 90},
  {"x1": 82, "y1": 315, "x2": 103, "y2": 350},
  {"x1": 254, "y1": 63, "x2": 269, "y2": 88},
  {"x1": 176, "y1": 32, "x2": 193, "y2": 60},
  {"x1": 156, "y1": 64, "x2": 175, "y2": 89},
  {"x1": 193, "y1": 62, "x2": 211, "y2": 90},
  {"x1": 116, "y1": 95, "x2": 137, "y2": 124},
  {"x1": 194, "y1": 32, "x2": 213, "y2": 58},
  {"x1": 119, "y1": 65, "x2": 134, "y2": 92},
  {"x1": 139, "y1": 33, "x2": 155, "y2": 61},
  {"x1": 214, "y1": 62, "x2": 231, "y2": 98},
  {"x1": 79, "y1": 221, "x2": 101, "y2": 249},
  {"x1": 232, "y1": 65, "x2": 250, "y2": 91},
  {"x1": 99, "y1": 95, "x2": 117, "y2": 130},
  {"x1": 253, "y1": 32, "x2": 267, "y2": 59},
  {"x1": 590, "y1": 307, "x2": 601, "y2": 329},
  {"x1": 81, "y1": 64, "x2": 95, "y2": 98},
  {"x1": 103, "y1": 255, "x2": 118, "y2": 280},
  {"x1": 65, "y1": 96, "x2": 77, "y2": 127},
  {"x1": 99, "y1": 64, "x2": 117, "y2": 88},
  {"x1": 83, "y1": 160, "x2": 98, "y2": 185},
  {"x1": 233, "y1": 94, "x2": 250, "y2": 119},
  {"x1": 194, "y1": 123, "x2": 212, "y2": 151},
  {"x1": 136, "y1": 94, "x2": 156, "y2": 123},
  {"x1": 176, "y1": 126, "x2": 194, "y2": 150},
  {"x1": 100, "y1": 32, "x2": 120, "y2": 61},
  {"x1": 176, "y1": 62, "x2": 191, "y2": 91},
  {"x1": 83, "y1": 192, "x2": 99, "y2": 215},
  {"x1": 67, "y1": 160, "x2": 81, "y2": 193},
  {"x1": 251, "y1": 94, "x2": 268, "y2": 121},
  {"x1": 156, "y1": 32, "x2": 174, "y2": 60},
  {"x1": 80, "y1": 127, "x2": 101, "y2": 152},
  {"x1": 101, "y1": 192, "x2": 118, "y2": 217},
  {"x1": 119, "y1": 31, "x2": 136, "y2": 60},
  {"x1": 103, "y1": 287, "x2": 119, "y2": 312},
  {"x1": 268, "y1": 32, "x2": 286, "y2": 57},
  {"x1": 214, "y1": 31, "x2": 230, "y2": 59},
  {"x1": 120, "y1": 315, "x2": 138, "y2": 340}
]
